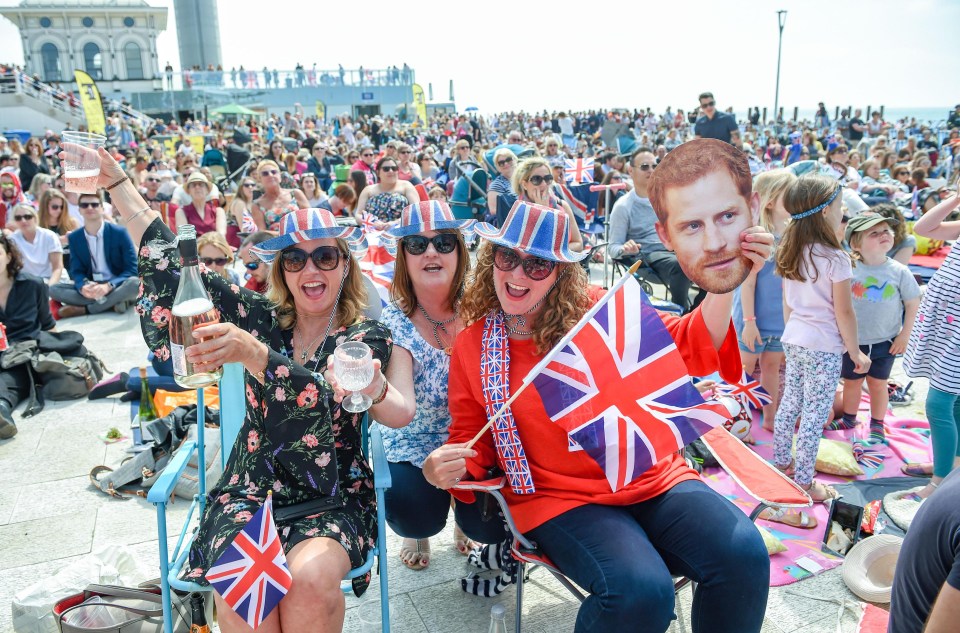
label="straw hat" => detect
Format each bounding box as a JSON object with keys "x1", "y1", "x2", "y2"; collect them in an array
[
  {"x1": 185, "y1": 171, "x2": 211, "y2": 191},
  {"x1": 841, "y1": 534, "x2": 903, "y2": 603}
]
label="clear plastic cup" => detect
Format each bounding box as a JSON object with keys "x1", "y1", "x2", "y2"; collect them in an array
[{"x1": 62, "y1": 131, "x2": 106, "y2": 194}]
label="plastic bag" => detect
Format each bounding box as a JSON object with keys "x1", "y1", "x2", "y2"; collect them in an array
[{"x1": 12, "y1": 545, "x2": 153, "y2": 633}]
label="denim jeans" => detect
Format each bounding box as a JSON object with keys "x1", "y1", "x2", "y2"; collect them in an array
[
  {"x1": 384, "y1": 460, "x2": 506, "y2": 544},
  {"x1": 526, "y1": 480, "x2": 769, "y2": 633}
]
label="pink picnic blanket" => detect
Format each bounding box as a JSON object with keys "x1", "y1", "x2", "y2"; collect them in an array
[{"x1": 701, "y1": 398, "x2": 932, "y2": 587}]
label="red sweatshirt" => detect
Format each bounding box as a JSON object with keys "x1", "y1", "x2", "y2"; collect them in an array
[{"x1": 448, "y1": 306, "x2": 742, "y2": 534}]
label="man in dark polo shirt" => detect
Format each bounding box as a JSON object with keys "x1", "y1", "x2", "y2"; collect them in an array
[{"x1": 694, "y1": 92, "x2": 738, "y2": 144}]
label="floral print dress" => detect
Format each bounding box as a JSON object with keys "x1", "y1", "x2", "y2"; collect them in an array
[{"x1": 136, "y1": 218, "x2": 391, "y2": 596}]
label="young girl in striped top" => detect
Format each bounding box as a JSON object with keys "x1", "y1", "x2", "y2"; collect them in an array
[
  {"x1": 773, "y1": 175, "x2": 871, "y2": 501},
  {"x1": 902, "y1": 191, "x2": 960, "y2": 497}
]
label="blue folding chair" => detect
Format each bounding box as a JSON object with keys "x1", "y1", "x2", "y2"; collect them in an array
[{"x1": 149, "y1": 362, "x2": 392, "y2": 633}]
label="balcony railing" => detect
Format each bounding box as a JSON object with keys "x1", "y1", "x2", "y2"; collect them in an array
[{"x1": 0, "y1": 68, "x2": 85, "y2": 119}]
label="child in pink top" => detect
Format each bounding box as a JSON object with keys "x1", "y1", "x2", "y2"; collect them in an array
[{"x1": 773, "y1": 175, "x2": 871, "y2": 502}]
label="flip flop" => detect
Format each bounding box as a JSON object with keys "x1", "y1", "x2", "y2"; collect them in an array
[
  {"x1": 399, "y1": 538, "x2": 430, "y2": 570},
  {"x1": 759, "y1": 507, "x2": 818, "y2": 530},
  {"x1": 901, "y1": 462, "x2": 933, "y2": 478}
]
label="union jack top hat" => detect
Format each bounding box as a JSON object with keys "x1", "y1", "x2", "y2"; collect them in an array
[
  {"x1": 383, "y1": 200, "x2": 476, "y2": 239},
  {"x1": 473, "y1": 200, "x2": 588, "y2": 263},
  {"x1": 250, "y1": 207, "x2": 366, "y2": 263}
]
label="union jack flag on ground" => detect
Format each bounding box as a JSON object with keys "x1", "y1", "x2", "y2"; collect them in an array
[
  {"x1": 564, "y1": 157, "x2": 595, "y2": 184},
  {"x1": 715, "y1": 372, "x2": 772, "y2": 411},
  {"x1": 528, "y1": 275, "x2": 732, "y2": 491},
  {"x1": 206, "y1": 493, "x2": 292, "y2": 630}
]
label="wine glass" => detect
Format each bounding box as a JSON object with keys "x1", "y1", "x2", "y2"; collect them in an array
[{"x1": 334, "y1": 341, "x2": 374, "y2": 413}]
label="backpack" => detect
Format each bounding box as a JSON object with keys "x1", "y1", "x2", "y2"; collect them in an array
[{"x1": 33, "y1": 350, "x2": 107, "y2": 400}]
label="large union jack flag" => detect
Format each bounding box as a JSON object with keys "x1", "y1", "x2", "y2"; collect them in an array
[
  {"x1": 359, "y1": 230, "x2": 397, "y2": 308},
  {"x1": 715, "y1": 371, "x2": 772, "y2": 411},
  {"x1": 564, "y1": 157, "x2": 595, "y2": 184},
  {"x1": 529, "y1": 275, "x2": 732, "y2": 492},
  {"x1": 206, "y1": 494, "x2": 292, "y2": 630}
]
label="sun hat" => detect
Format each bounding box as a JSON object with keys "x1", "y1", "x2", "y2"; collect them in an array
[
  {"x1": 841, "y1": 534, "x2": 903, "y2": 602},
  {"x1": 250, "y1": 207, "x2": 365, "y2": 263},
  {"x1": 473, "y1": 200, "x2": 589, "y2": 263},
  {"x1": 383, "y1": 200, "x2": 476, "y2": 239},
  {"x1": 185, "y1": 171, "x2": 211, "y2": 190},
  {"x1": 845, "y1": 212, "x2": 899, "y2": 243}
]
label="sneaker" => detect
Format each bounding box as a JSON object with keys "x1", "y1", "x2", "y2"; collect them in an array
[
  {"x1": 0, "y1": 401, "x2": 17, "y2": 439},
  {"x1": 888, "y1": 381, "x2": 914, "y2": 407}
]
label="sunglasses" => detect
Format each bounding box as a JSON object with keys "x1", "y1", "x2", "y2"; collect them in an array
[
  {"x1": 244, "y1": 260, "x2": 262, "y2": 270},
  {"x1": 14, "y1": 214, "x2": 35, "y2": 221},
  {"x1": 201, "y1": 257, "x2": 229, "y2": 266},
  {"x1": 48, "y1": 204, "x2": 63, "y2": 210},
  {"x1": 637, "y1": 163, "x2": 656, "y2": 172},
  {"x1": 497, "y1": 157, "x2": 515, "y2": 167},
  {"x1": 380, "y1": 165, "x2": 398, "y2": 172},
  {"x1": 701, "y1": 101, "x2": 716, "y2": 108},
  {"x1": 402, "y1": 233, "x2": 458, "y2": 256},
  {"x1": 399, "y1": 150, "x2": 411, "y2": 154},
  {"x1": 493, "y1": 245, "x2": 557, "y2": 281},
  {"x1": 79, "y1": 202, "x2": 101, "y2": 209},
  {"x1": 279, "y1": 246, "x2": 343, "y2": 272},
  {"x1": 260, "y1": 169, "x2": 279, "y2": 177},
  {"x1": 145, "y1": 177, "x2": 161, "y2": 182},
  {"x1": 362, "y1": 153, "x2": 374, "y2": 157},
  {"x1": 242, "y1": 182, "x2": 256, "y2": 188},
  {"x1": 528, "y1": 174, "x2": 554, "y2": 186},
  {"x1": 0, "y1": 183, "x2": 14, "y2": 188}
]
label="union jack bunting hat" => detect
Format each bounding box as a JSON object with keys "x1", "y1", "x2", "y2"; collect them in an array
[
  {"x1": 473, "y1": 200, "x2": 589, "y2": 263},
  {"x1": 383, "y1": 200, "x2": 476, "y2": 239},
  {"x1": 250, "y1": 207, "x2": 366, "y2": 263}
]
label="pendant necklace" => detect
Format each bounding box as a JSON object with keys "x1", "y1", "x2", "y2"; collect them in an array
[{"x1": 416, "y1": 302, "x2": 458, "y2": 355}]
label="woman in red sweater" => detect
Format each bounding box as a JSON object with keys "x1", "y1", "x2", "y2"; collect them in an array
[{"x1": 423, "y1": 201, "x2": 773, "y2": 632}]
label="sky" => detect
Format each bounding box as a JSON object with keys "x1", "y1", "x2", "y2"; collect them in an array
[{"x1": 1, "y1": 0, "x2": 957, "y2": 115}]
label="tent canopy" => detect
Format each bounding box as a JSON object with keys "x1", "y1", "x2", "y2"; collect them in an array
[{"x1": 211, "y1": 103, "x2": 258, "y2": 116}]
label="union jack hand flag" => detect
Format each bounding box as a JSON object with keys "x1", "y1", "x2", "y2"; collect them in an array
[
  {"x1": 359, "y1": 211, "x2": 379, "y2": 234},
  {"x1": 715, "y1": 372, "x2": 772, "y2": 411},
  {"x1": 528, "y1": 275, "x2": 732, "y2": 492},
  {"x1": 359, "y1": 231, "x2": 396, "y2": 307},
  {"x1": 564, "y1": 157, "x2": 595, "y2": 184},
  {"x1": 206, "y1": 494, "x2": 292, "y2": 630}
]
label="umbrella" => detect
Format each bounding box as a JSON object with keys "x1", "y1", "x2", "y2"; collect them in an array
[
  {"x1": 465, "y1": 106, "x2": 479, "y2": 112},
  {"x1": 211, "y1": 103, "x2": 258, "y2": 116}
]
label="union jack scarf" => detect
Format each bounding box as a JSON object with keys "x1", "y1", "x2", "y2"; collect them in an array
[{"x1": 480, "y1": 312, "x2": 535, "y2": 494}]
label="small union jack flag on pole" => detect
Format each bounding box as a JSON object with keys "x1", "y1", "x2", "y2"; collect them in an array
[
  {"x1": 715, "y1": 371, "x2": 772, "y2": 411},
  {"x1": 564, "y1": 157, "x2": 595, "y2": 184},
  {"x1": 206, "y1": 492, "x2": 292, "y2": 630},
  {"x1": 526, "y1": 274, "x2": 734, "y2": 491}
]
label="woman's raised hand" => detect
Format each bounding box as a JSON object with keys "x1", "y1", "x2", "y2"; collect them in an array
[
  {"x1": 57, "y1": 146, "x2": 126, "y2": 190},
  {"x1": 187, "y1": 321, "x2": 267, "y2": 374}
]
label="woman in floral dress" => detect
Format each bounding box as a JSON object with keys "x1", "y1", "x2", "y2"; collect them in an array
[{"x1": 64, "y1": 144, "x2": 415, "y2": 633}]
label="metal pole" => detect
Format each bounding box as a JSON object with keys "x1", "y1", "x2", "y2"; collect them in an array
[{"x1": 773, "y1": 10, "x2": 787, "y2": 128}]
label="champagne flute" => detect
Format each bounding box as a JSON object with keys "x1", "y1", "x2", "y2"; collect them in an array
[{"x1": 334, "y1": 341, "x2": 374, "y2": 413}]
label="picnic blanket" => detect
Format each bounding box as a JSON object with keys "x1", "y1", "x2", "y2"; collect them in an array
[{"x1": 701, "y1": 396, "x2": 932, "y2": 587}]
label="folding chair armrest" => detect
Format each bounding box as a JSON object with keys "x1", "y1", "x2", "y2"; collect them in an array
[
  {"x1": 146, "y1": 440, "x2": 197, "y2": 503},
  {"x1": 369, "y1": 424, "x2": 392, "y2": 490},
  {"x1": 453, "y1": 476, "x2": 506, "y2": 492}
]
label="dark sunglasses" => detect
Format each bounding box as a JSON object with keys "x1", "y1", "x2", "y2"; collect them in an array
[
  {"x1": 201, "y1": 257, "x2": 229, "y2": 266},
  {"x1": 14, "y1": 214, "x2": 35, "y2": 221},
  {"x1": 637, "y1": 162, "x2": 656, "y2": 171},
  {"x1": 79, "y1": 202, "x2": 101, "y2": 209},
  {"x1": 260, "y1": 169, "x2": 279, "y2": 176},
  {"x1": 242, "y1": 182, "x2": 256, "y2": 188},
  {"x1": 380, "y1": 165, "x2": 398, "y2": 172},
  {"x1": 48, "y1": 204, "x2": 63, "y2": 210},
  {"x1": 279, "y1": 246, "x2": 343, "y2": 272},
  {"x1": 497, "y1": 157, "x2": 515, "y2": 167},
  {"x1": 399, "y1": 149, "x2": 411, "y2": 154},
  {"x1": 362, "y1": 153, "x2": 374, "y2": 157},
  {"x1": 701, "y1": 101, "x2": 716, "y2": 108},
  {"x1": 528, "y1": 174, "x2": 554, "y2": 186},
  {"x1": 402, "y1": 233, "x2": 458, "y2": 256},
  {"x1": 244, "y1": 260, "x2": 262, "y2": 270},
  {"x1": 493, "y1": 245, "x2": 556, "y2": 281},
  {"x1": 145, "y1": 177, "x2": 161, "y2": 182}
]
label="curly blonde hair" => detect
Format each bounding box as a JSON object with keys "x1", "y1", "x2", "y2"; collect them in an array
[
  {"x1": 264, "y1": 239, "x2": 368, "y2": 330},
  {"x1": 460, "y1": 242, "x2": 591, "y2": 354}
]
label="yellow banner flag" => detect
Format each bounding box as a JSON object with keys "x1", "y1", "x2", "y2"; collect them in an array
[
  {"x1": 73, "y1": 70, "x2": 106, "y2": 135},
  {"x1": 315, "y1": 100, "x2": 326, "y2": 122},
  {"x1": 412, "y1": 83, "x2": 427, "y2": 125}
]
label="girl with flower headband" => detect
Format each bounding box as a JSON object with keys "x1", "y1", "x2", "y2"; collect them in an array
[{"x1": 773, "y1": 175, "x2": 872, "y2": 502}]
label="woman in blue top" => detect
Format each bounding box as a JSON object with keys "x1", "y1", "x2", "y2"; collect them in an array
[
  {"x1": 378, "y1": 200, "x2": 504, "y2": 570},
  {"x1": 734, "y1": 169, "x2": 796, "y2": 440}
]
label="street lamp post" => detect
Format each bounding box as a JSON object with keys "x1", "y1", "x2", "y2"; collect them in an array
[{"x1": 774, "y1": 10, "x2": 787, "y2": 129}]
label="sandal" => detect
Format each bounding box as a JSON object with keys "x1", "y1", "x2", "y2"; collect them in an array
[
  {"x1": 774, "y1": 459, "x2": 795, "y2": 478},
  {"x1": 802, "y1": 480, "x2": 839, "y2": 503},
  {"x1": 399, "y1": 538, "x2": 430, "y2": 570},
  {"x1": 759, "y1": 507, "x2": 818, "y2": 530},
  {"x1": 901, "y1": 462, "x2": 934, "y2": 478},
  {"x1": 453, "y1": 524, "x2": 476, "y2": 556}
]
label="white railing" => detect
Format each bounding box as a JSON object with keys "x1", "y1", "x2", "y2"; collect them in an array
[
  {"x1": 166, "y1": 66, "x2": 416, "y2": 91},
  {"x1": 0, "y1": 69, "x2": 85, "y2": 120}
]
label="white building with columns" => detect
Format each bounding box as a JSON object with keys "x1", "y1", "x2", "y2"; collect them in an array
[{"x1": 0, "y1": 0, "x2": 168, "y2": 93}]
